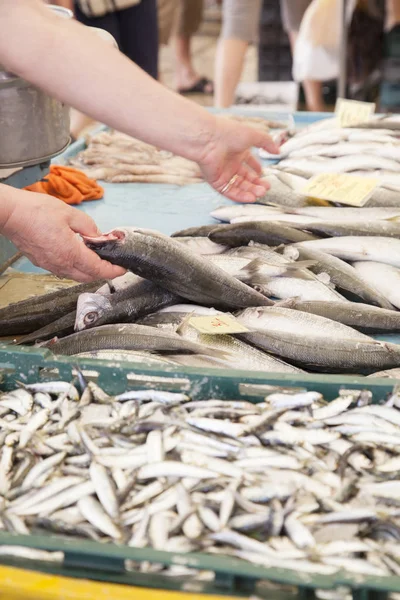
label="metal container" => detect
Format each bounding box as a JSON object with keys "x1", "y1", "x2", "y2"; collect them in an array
[
  {"x1": 0, "y1": 5, "x2": 73, "y2": 168},
  {"x1": 0, "y1": 75, "x2": 71, "y2": 169}
]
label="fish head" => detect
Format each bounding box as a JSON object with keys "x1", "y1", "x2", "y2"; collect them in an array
[
  {"x1": 75, "y1": 293, "x2": 113, "y2": 331},
  {"x1": 83, "y1": 227, "x2": 166, "y2": 262}
]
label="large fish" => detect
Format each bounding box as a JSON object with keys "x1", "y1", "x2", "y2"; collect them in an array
[
  {"x1": 352, "y1": 262, "x2": 400, "y2": 310},
  {"x1": 256, "y1": 174, "x2": 307, "y2": 208},
  {"x1": 277, "y1": 155, "x2": 400, "y2": 177},
  {"x1": 75, "y1": 283, "x2": 180, "y2": 331},
  {"x1": 288, "y1": 246, "x2": 394, "y2": 309},
  {"x1": 295, "y1": 237, "x2": 400, "y2": 269},
  {"x1": 18, "y1": 312, "x2": 77, "y2": 345},
  {"x1": 235, "y1": 307, "x2": 400, "y2": 373},
  {"x1": 176, "y1": 318, "x2": 304, "y2": 374},
  {"x1": 294, "y1": 221, "x2": 400, "y2": 239},
  {"x1": 210, "y1": 205, "x2": 284, "y2": 223},
  {"x1": 0, "y1": 280, "x2": 104, "y2": 336},
  {"x1": 281, "y1": 299, "x2": 400, "y2": 333},
  {"x1": 290, "y1": 206, "x2": 400, "y2": 222},
  {"x1": 208, "y1": 222, "x2": 317, "y2": 248},
  {"x1": 84, "y1": 228, "x2": 272, "y2": 308},
  {"x1": 45, "y1": 324, "x2": 227, "y2": 358}
]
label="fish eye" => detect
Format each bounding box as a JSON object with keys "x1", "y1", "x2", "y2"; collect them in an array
[{"x1": 84, "y1": 311, "x2": 98, "y2": 325}]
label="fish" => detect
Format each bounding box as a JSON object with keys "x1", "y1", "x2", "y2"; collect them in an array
[
  {"x1": 287, "y1": 246, "x2": 394, "y2": 309},
  {"x1": 277, "y1": 155, "x2": 400, "y2": 177},
  {"x1": 256, "y1": 174, "x2": 308, "y2": 208},
  {"x1": 208, "y1": 222, "x2": 317, "y2": 248},
  {"x1": 235, "y1": 306, "x2": 400, "y2": 373},
  {"x1": 289, "y1": 206, "x2": 400, "y2": 221},
  {"x1": 367, "y1": 368, "x2": 400, "y2": 379},
  {"x1": 210, "y1": 205, "x2": 284, "y2": 223},
  {"x1": 0, "y1": 280, "x2": 104, "y2": 336},
  {"x1": 45, "y1": 324, "x2": 227, "y2": 358},
  {"x1": 75, "y1": 283, "x2": 180, "y2": 331},
  {"x1": 176, "y1": 318, "x2": 304, "y2": 373},
  {"x1": 171, "y1": 225, "x2": 221, "y2": 238},
  {"x1": 84, "y1": 227, "x2": 271, "y2": 308},
  {"x1": 352, "y1": 262, "x2": 400, "y2": 310},
  {"x1": 230, "y1": 214, "x2": 321, "y2": 225},
  {"x1": 17, "y1": 312, "x2": 77, "y2": 345},
  {"x1": 294, "y1": 220, "x2": 400, "y2": 239},
  {"x1": 173, "y1": 237, "x2": 227, "y2": 255},
  {"x1": 280, "y1": 299, "x2": 400, "y2": 333},
  {"x1": 1, "y1": 376, "x2": 400, "y2": 580},
  {"x1": 295, "y1": 237, "x2": 400, "y2": 269},
  {"x1": 241, "y1": 260, "x2": 347, "y2": 303}
]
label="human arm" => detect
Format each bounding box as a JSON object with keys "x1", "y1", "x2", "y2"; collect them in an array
[
  {"x1": 0, "y1": 185, "x2": 125, "y2": 282},
  {"x1": 0, "y1": 0, "x2": 278, "y2": 202}
]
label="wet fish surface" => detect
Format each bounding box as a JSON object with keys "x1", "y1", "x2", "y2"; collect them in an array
[{"x1": 84, "y1": 228, "x2": 271, "y2": 309}]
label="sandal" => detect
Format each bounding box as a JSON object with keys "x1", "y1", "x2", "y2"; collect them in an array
[{"x1": 178, "y1": 77, "x2": 214, "y2": 95}]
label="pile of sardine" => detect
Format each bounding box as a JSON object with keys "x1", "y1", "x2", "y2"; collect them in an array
[
  {"x1": 1, "y1": 380, "x2": 400, "y2": 582},
  {"x1": 4, "y1": 217, "x2": 400, "y2": 376}
]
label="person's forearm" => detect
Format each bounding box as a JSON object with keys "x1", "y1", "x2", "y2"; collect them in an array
[
  {"x1": 0, "y1": 0, "x2": 217, "y2": 163},
  {"x1": 0, "y1": 184, "x2": 18, "y2": 231}
]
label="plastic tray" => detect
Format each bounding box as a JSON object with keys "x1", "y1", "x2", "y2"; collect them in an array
[{"x1": 0, "y1": 344, "x2": 399, "y2": 599}]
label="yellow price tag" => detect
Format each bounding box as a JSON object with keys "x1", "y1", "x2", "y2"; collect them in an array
[
  {"x1": 301, "y1": 173, "x2": 379, "y2": 207},
  {"x1": 335, "y1": 98, "x2": 376, "y2": 128},
  {"x1": 189, "y1": 314, "x2": 249, "y2": 335}
]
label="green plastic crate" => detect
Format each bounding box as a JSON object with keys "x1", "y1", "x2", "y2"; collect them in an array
[{"x1": 0, "y1": 343, "x2": 399, "y2": 598}]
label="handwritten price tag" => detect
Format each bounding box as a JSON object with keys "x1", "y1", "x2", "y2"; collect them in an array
[
  {"x1": 189, "y1": 315, "x2": 249, "y2": 335},
  {"x1": 301, "y1": 173, "x2": 379, "y2": 207},
  {"x1": 335, "y1": 98, "x2": 376, "y2": 128}
]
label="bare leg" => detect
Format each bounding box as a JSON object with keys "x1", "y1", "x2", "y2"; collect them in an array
[
  {"x1": 386, "y1": 0, "x2": 400, "y2": 30},
  {"x1": 175, "y1": 34, "x2": 212, "y2": 91},
  {"x1": 288, "y1": 31, "x2": 326, "y2": 112},
  {"x1": 214, "y1": 38, "x2": 248, "y2": 108}
]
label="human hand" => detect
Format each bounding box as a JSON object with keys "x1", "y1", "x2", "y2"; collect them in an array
[
  {"x1": 198, "y1": 117, "x2": 280, "y2": 203},
  {"x1": 1, "y1": 190, "x2": 126, "y2": 282}
]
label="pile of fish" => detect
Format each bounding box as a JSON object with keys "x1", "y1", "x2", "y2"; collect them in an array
[
  {"x1": 70, "y1": 116, "x2": 284, "y2": 186},
  {"x1": 1, "y1": 379, "x2": 400, "y2": 583},
  {"x1": 260, "y1": 114, "x2": 400, "y2": 207},
  {"x1": 4, "y1": 218, "x2": 400, "y2": 376}
]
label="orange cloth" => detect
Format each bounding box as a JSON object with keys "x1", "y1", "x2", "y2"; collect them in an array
[{"x1": 24, "y1": 165, "x2": 104, "y2": 205}]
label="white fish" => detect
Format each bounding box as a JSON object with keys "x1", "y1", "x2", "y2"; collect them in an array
[
  {"x1": 353, "y1": 262, "x2": 400, "y2": 309},
  {"x1": 296, "y1": 236, "x2": 400, "y2": 268},
  {"x1": 210, "y1": 204, "x2": 283, "y2": 223},
  {"x1": 78, "y1": 495, "x2": 123, "y2": 540}
]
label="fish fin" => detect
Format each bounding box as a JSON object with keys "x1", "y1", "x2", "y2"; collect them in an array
[
  {"x1": 175, "y1": 312, "x2": 196, "y2": 337},
  {"x1": 290, "y1": 260, "x2": 316, "y2": 270},
  {"x1": 273, "y1": 297, "x2": 299, "y2": 309}
]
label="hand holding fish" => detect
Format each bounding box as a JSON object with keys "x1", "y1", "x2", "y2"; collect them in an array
[
  {"x1": 199, "y1": 118, "x2": 279, "y2": 203},
  {"x1": 0, "y1": 187, "x2": 125, "y2": 282}
]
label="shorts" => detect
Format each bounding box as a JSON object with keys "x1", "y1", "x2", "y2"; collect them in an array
[
  {"x1": 280, "y1": 0, "x2": 312, "y2": 33},
  {"x1": 158, "y1": 0, "x2": 203, "y2": 44},
  {"x1": 221, "y1": 0, "x2": 262, "y2": 44}
]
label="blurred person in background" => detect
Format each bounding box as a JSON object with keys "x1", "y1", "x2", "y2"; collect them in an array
[
  {"x1": 214, "y1": 0, "x2": 325, "y2": 111},
  {"x1": 158, "y1": 0, "x2": 213, "y2": 94},
  {"x1": 51, "y1": 0, "x2": 158, "y2": 138},
  {"x1": 74, "y1": 0, "x2": 158, "y2": 79}
]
